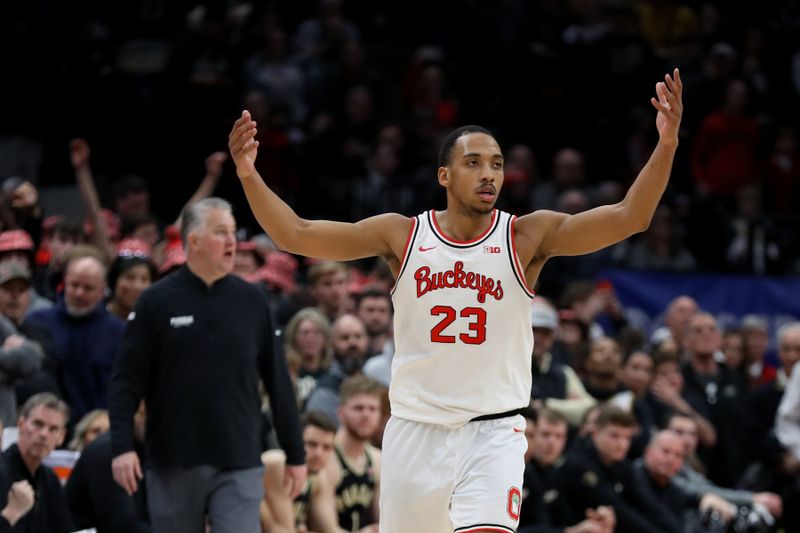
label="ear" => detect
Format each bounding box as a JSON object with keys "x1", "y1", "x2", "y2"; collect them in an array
[{"x1": 437, "y1": 166, "x2": 449, "y2": 187}]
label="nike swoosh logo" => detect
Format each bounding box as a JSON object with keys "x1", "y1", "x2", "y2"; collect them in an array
[
  {"x1": 419, "y1": 246, "x2": 437, "y2": 252},
  {"x1": 513, "y1": 428, "x2": 524, "y2": 433}
]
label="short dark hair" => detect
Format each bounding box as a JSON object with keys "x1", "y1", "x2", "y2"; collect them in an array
[
  {"x1": 113, "y1": 175, "x2": 149, "y2": 201},
  {"x1": 354, "y1": 287, "x2": 392, "y2": 309},
  {"x1": 438, "y1": 125, "x2": 496, "y2": 167},
  {"x1": 303, "y1": 411, "x2": 337, "y2": 434},
  {"x1": 120, "y1": 213, "x2": 159, "y2": 239},
  {"x1": 339, "y1": 375, "x2": 386, "y2": 404},
  {"x1": 538, "y1": 407, "x2": 568, "y2": 427},
  {"x1": 107, "y1": 256, "x2": 157, "y2": 297},
  {"x1": 594, "y1": 404, "x2": 637, "y2": 429}
]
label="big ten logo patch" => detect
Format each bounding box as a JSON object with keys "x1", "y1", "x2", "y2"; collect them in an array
[
  {"x1": 484, "y1": 246, "x2": 501, "y2": 254},
  {"x1": 507, "y1": 486, "x2": 521, "y2": 521}
]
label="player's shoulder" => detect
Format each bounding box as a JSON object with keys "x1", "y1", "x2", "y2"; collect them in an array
[{"x1": 358, "y1": 212, "x2": 415, "y2": 234}]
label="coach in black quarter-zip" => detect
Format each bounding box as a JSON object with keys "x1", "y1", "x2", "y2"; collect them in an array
[{"x1": 108, "y1": 197, "x2": 305, "y2": 533}]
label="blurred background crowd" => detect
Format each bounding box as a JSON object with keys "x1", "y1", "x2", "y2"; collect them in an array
[{"x1": 1, "y1": 0, "x2": 800, "y2": 531}]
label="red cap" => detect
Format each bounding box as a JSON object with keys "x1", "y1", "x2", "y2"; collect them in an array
[
  {"x1": 250, "y1": 251, "x2": 297, "y2": 293},
  {"x1": 0, "y1": 230, "x2": 34, "y2": 252}
]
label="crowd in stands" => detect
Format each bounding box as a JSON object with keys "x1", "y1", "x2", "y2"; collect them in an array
[{"x1": 0, "y1": 0, "x2": 799, "y2": 531}]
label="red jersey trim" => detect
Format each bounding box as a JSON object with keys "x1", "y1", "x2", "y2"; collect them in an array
[
  {"x1": 390, "y1": 216, "x2": 418, "y2": 296},
  {"x1": 429, "y1": 209, "x2": 498, "y2": 247},
  {"x1": 509, "y1": 216, "x2": 536, "y2": 298}
]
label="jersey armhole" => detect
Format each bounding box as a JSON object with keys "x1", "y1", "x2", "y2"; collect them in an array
[
  {"x1": 390, "y1": 216, "x2": 419, "y2": 295},
  {"x1": 507, "y1": 215, "x2": 536, "y2": 298}
]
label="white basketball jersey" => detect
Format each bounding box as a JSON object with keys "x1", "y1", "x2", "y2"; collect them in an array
[{"x1": 390, "y1": 209, "x2": 535, "y2": 428}]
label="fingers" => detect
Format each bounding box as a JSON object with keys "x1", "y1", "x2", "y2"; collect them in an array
[{"x1": 228, "y1": 113, "x2": 259, "y2": 154}]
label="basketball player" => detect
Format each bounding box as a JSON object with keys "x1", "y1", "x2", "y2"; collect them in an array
[{"x1": 229, "y1": 69, "x2": 683, "y2": 533}]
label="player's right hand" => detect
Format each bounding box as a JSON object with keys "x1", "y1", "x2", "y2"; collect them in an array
[
  {"x1": 228, "y1": 110, "x2": 259, "y2": 180},
  {"x1": 112, "y1": 451, "x2": 143, "y2": 495}
]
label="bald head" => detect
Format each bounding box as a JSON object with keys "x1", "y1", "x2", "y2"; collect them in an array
[
  {"x1": 64, "y1": 256, "x2": 107, "y2": 317},
  {"x1": 644, "y1": 430, "x2": 685, "y2": 485},
  {"x1": 332, "y1": 314, "x2": 369, "y2": 372}
]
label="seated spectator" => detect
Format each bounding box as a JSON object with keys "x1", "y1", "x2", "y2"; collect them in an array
[
  {"x1": 354, "y1": 288, "x2": 393, "y2": 360},
  {"x1": 773, "y1": 323, "x2": 800, "y2": 530},
  {"x1": 559, "y1": 405, "x2": 666, "y2": 532},
  {"x1": 305, "y1": 314, "x2": 369, "y2": 425},
  {"x1": 519, "y1": 407, "x2": 615, "y2": 533},
  {"x1": 68, "y1": 409, "x2": 110, "y2": 452},
  {"x1": 0, "y1": 230, "x2": 52, "y2": 314},
  {"x1": 741, "y1": 314, "x2": 778, "y2": 389},
  {"x1": 649, "y1": 295, "x2": 698, "y2": 348},
  {"x1": 648, "y1": 346, "x2": 717, "y2": 451},
  {"x1": 0, "y1": 261, "x2": 60, "y2": 407},
  {"x1": 681, "y1": 312, "x2": 747, "y2": 486},
  {"x1": 666, "y1": 412, "x2": 782, "y2": 522},
  {"x1": 582, "y1": 337, "x2": 623, "y2": 401},
  {"x1": 720, "y1": 327, "x2": 747, "y2": 374},
  {"x1": 611, "y1": 350, "x2": 655, "y2": 458},
  {"x1": 308, "y1": 261, "x2": 352, "y2": 322},
  {"x1": 529, "y1": 298, "x2": 596, "y2": 427},
  {"x1": 741, "y1": 322, "x2": 800, "y2": 496},
  {"x1": 0, "y1": 264, "x2": 44, "y2": 427},
  {"x1": 0, "y1": 393, "x2": 73, "y2": 531},
  {"x1": 321, "y1": 376, "x2": 382, "y2": 532},
  {"x1": 261, "y1": 411, "x2": 345, "y2": 533},
  {"x1": 105, "y1": 239, "x2": 157, "y2": 321},
  {"x1": 28, "y1": 251, "x2": 125, "y2": 424},
  {"x1": 632, "y1": 430, "x2": 737, "y2": 531},
  {"x1": 283, "y1": 307, "x2": 333, "y2": 408},
  {"x1": 65, "y1": 402, "x2": 149, "y2": 532},
  {"x1": 32, "y1": 218, "x2": 83, "y2": 303}
]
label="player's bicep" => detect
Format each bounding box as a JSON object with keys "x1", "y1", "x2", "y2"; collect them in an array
[
  {"x1": 289, "y1": 214, "x2": 410, "y2": 262},
  {"x1": 532, "y1": 204, "x2": 640, "y2": 258}
]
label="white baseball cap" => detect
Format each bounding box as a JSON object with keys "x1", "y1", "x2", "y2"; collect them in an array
[{"x1": 531, "y1": 299, "x2": 558, "y2": 330}]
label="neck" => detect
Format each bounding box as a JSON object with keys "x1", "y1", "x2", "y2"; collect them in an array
[
  {"x1": 301, "y1": 353, "x2": 321, "y2": 372},
  {"x1": 20, "y1": 451, "x2": 41, "y2": 477},
  {"x1": 369, "y1": 334, "x2": 387, "y2": 354},
  {"x1": 187, "y1": 260, "x2": 227, "y2": 286},
  {"x1": 106, "y1": 299, "x2": 130, "y2": 320},
  {"x1": 438, "y1": 208, "x2": 493, "y2": 241},
  {"x1": 587, "y1": 373, "x2": 618, "y2": 391},
  {"x1": 691, "y1": 353, "x2": 717, "y2": 375},
  {"x1": 648, "y1": 468, "x2": 669, "y2": 487},
  {"x1": 336, "y1": 428, "x2": 366, "y2": 459}
]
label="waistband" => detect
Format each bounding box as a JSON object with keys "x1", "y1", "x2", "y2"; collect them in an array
[{"x1": 470, "y1": 408, "x2": 524, "y2": 422}]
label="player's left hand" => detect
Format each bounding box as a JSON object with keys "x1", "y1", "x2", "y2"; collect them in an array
[
  {"x1": 651, "y1": 68, "x2": 683, "y2": 147},
  {"x1": 283, "y1": 463, "x2": 308, "y2": 499}
]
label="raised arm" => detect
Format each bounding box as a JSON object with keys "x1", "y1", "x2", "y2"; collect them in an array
[
  {"x1": 173, "y1": 151, "x2": 227, "y2": 228},
  {"x1": 228, "y1": 111, "x2": 410, "y2": 265},
  {"x1": 69, "y1": 138, "x2": 115, "y2": 261},
  {"x1": 518, "y1": 69, "x2": 683, "y2": 262}
]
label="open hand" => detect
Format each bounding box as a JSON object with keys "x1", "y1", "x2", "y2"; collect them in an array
[
  {"x1": 205, "y1": 151, "x2": 228, "y2": 179},
  {"x1": 651, "y1": 68, "x2": 683, "y2": 146},
  {"x1": 69, "y1": 138, "x2": 91, "y2": 170},
  {"x1": 228, "y1": 110, "x2": 259, "y2": 180}
]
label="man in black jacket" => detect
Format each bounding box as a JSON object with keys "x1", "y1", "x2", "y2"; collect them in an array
[
  {"x1": 0, "y1": 392, "x2": 73, "y2": 531},
  {"x1": 108, "y1": 198, "x2": 305, "y2": 533},
  {"x1": 559, "y1": 405, "x2": 667, "y2": 533},
  {"x1": 66, "y1": 401, "x2": 149, "y2": 532}
]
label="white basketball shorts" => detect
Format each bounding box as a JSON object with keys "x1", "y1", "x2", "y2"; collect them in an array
[{"x1": 379, "y1": 414, "x2": 527, "y2": 533}]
